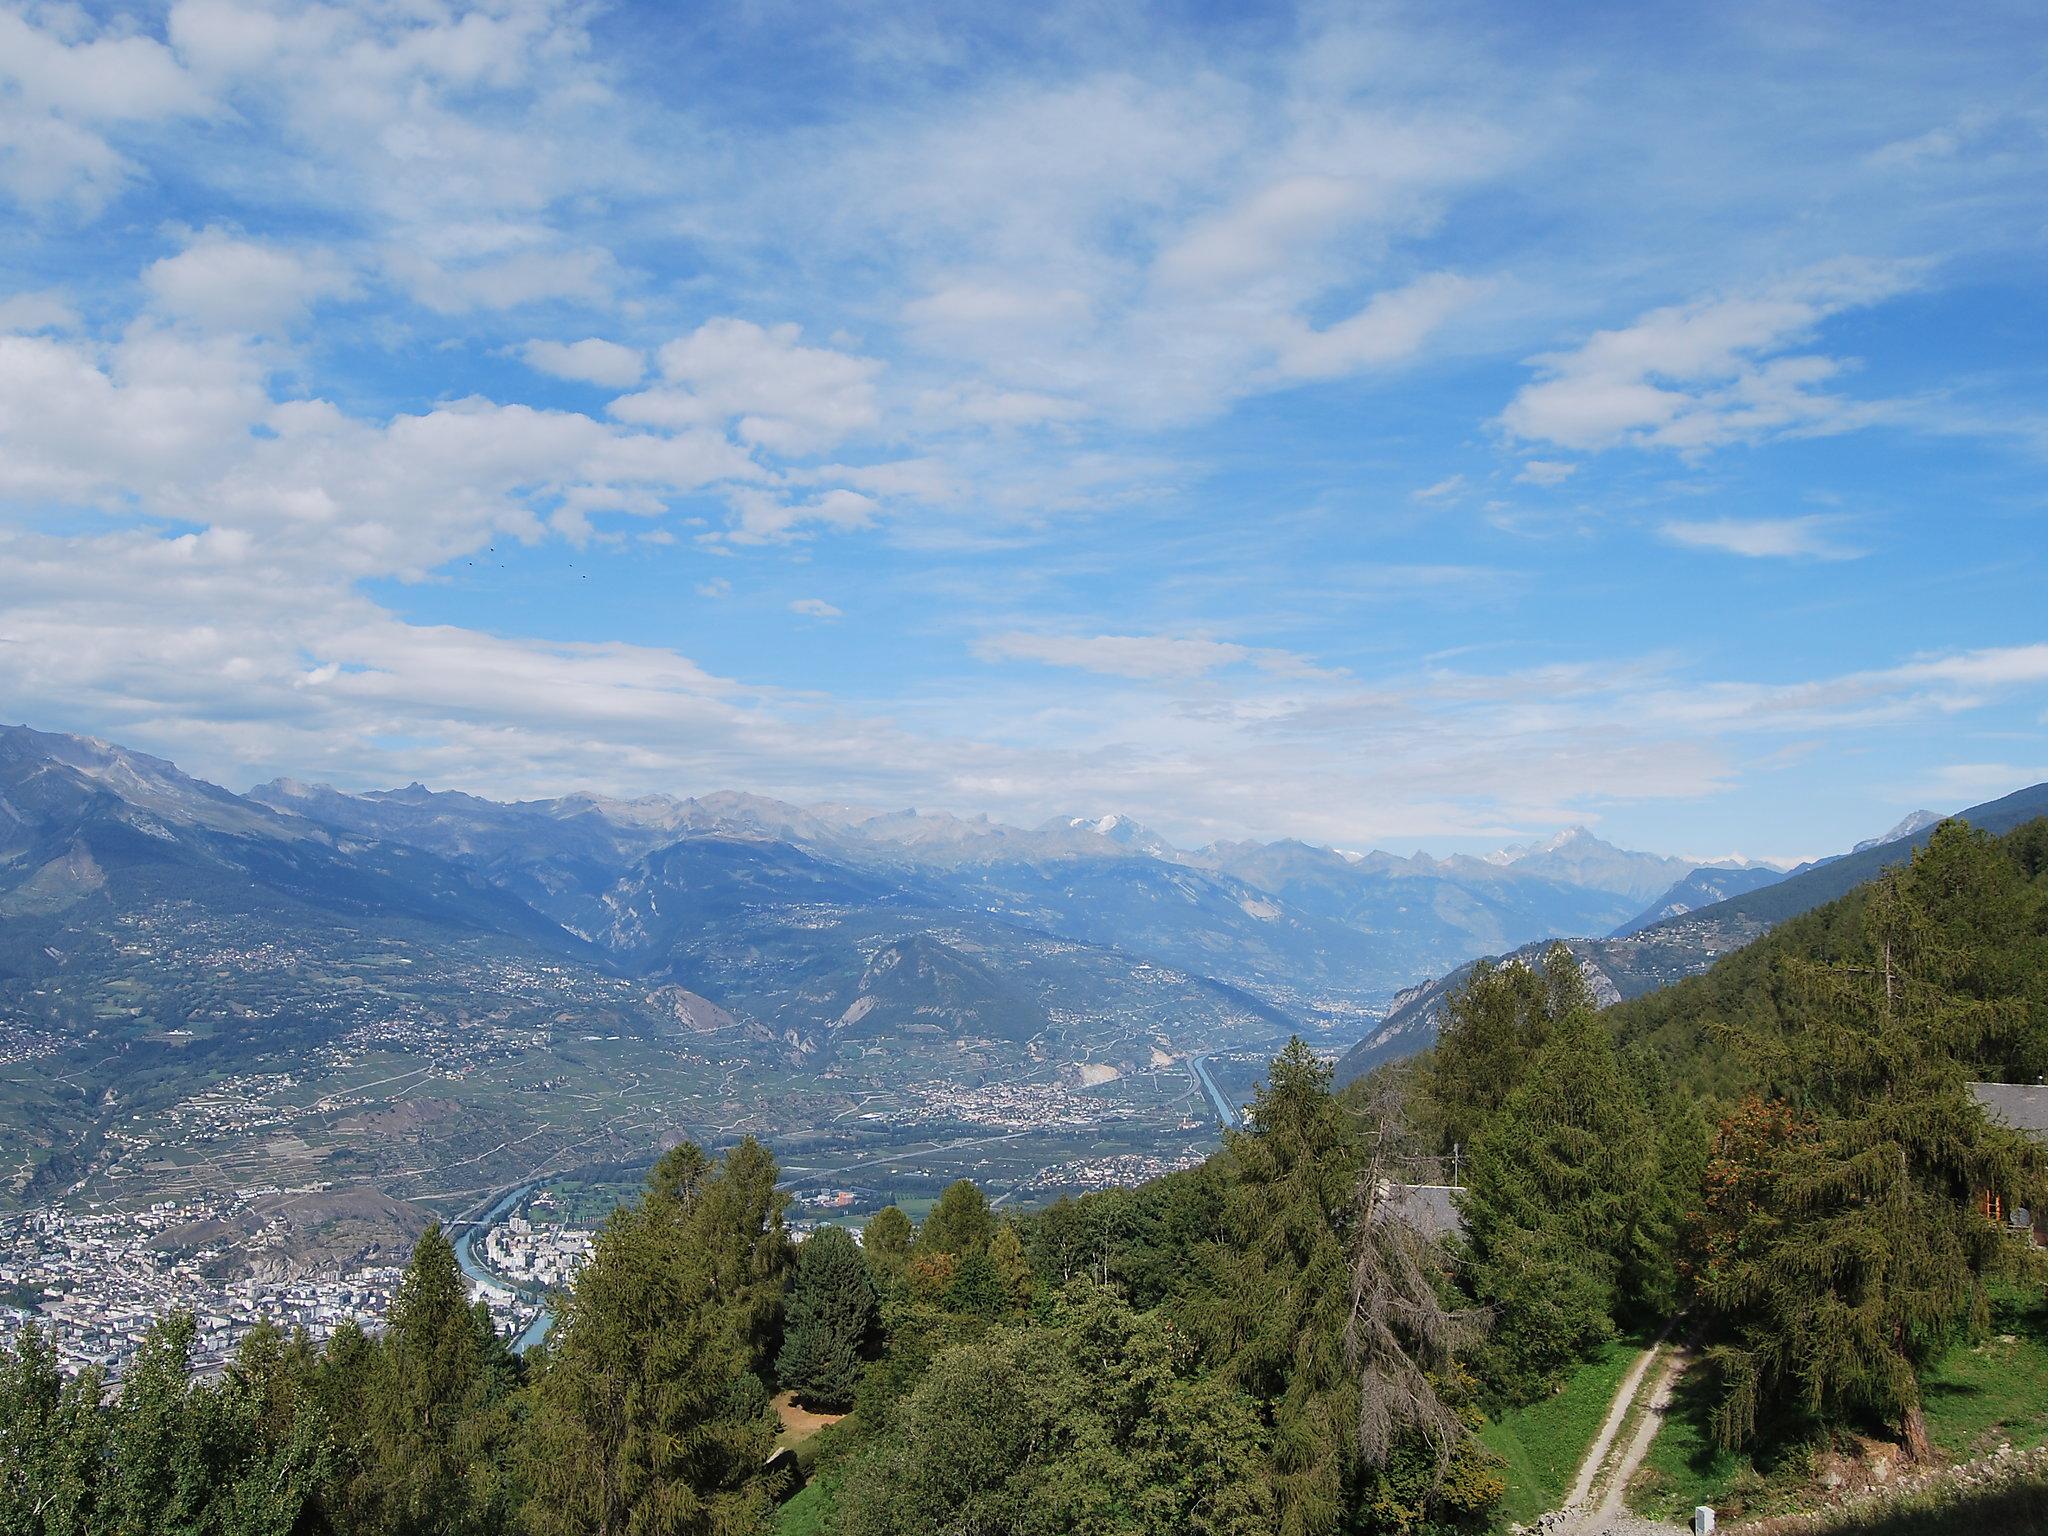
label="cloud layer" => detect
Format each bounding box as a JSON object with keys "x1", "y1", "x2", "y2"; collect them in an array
[{"x1": 0, "y1": 0, "x2": 2043, "y2": 857}]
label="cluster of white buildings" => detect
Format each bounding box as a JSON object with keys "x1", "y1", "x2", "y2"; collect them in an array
[
  {"x1": 1015, "y1": 1148, "x2": 1211, "y2": 1196},
  {"x1": 478, "y1": 1213, "x2": 594, "y2": 1291},
  {"x1": 0, "y1": 1203, "x2": 404, "y2": 1380},
  {"x1": 876, "y1": 1077, "x2": 1144, "y2": 1131}
]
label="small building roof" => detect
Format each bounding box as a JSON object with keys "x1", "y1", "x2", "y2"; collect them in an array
[
  {"x1": 1970, "y1": 1082, "x2": 2048, "y2": 1138},
  {"x1": 1384, "y1": 1183, "x2": 1466, "y2": 1242}
]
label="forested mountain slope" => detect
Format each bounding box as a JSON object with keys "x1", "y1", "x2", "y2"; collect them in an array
[{"x1": 1335, "y1": 781, "x2": 2048, "y2": 1083}]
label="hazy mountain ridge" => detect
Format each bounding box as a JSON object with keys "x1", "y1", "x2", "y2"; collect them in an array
[
  {"x1": 1333, "y1": 779, "x2": 2048, "y2": 1083},
  {"x1": 8, "y1": 720, "x2": 1972, "y2": 1088}
]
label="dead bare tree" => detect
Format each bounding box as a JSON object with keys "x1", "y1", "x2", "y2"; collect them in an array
[{"x1": 1343, "y1": 1071, "x2": 1485, "y2": 1469}]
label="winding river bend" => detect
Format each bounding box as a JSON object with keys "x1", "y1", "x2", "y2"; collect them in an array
[{"x1": 451, "y1": 1183, "x2": 554, "y2": 1354}]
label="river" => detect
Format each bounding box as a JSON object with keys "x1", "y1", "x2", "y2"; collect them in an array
[{"x1": 451, "y1": 1182, "x2": 554, "y2": 1354}]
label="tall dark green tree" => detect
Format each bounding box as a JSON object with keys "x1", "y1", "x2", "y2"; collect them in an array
[
  {"x1": 1462, "y1": 1006, "x2": 1656, "y2": 1398},
  {"x1": 1188, "y1": 1039, "x2": 1360, "y2": 1536},
  {"x1": 523, "y1": 1139, "x2": 790, "y2": 1536},
  {"x1": 1422, "y1": 943, "x2": 1592, "y2": 1161},
  {"x1": 355, "y1": 1223, "x2": 506, "y2": 1536},
  {"x1": 776, "y1": 1225, "x2": 877, "y2": 1411},
  {"x1": 1701, "y1": 863, "x2": 2048, "y2": 1458}
]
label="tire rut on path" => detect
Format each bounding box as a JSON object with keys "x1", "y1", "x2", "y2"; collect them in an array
[{"x1": 1537, "y1": 1327, "x2": 1690, "y2": 1536}]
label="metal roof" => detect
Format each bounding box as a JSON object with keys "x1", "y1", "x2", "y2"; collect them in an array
[{"x1": 1970, "y1": 1082, "x2": 2048, "y2": 1138}]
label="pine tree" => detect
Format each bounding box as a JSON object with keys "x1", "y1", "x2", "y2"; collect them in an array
[
  {"x1": 776, "y1": 1225, "x2": 877, "y2": 1410},
  {"x1": 523, "y1": 1140, "x2": 789, "y2": 1536},
  {"x1": 943, "y1": 1250, "x2": 1005, "y2": 1318},
  {"x1": 356, "y1": 1222, "x2": 497, "y2": 1536},
  {"x1": 1423, "y1": 943, "x2": 1591, "y2": 1160},
  {"x1": 1462, "y1": 1007, "x2": 1655, "y2": 1398},
  {"x1": 1188, "y1": 1039, "x2": 1360, "y2": 1536}
]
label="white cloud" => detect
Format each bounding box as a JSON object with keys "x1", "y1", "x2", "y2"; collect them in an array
[
  {"x1": 1515, "y1": 460, "x2": 1576, "y2": 486},
  {"x1": 1660, "y1": 515, "x2": 1862, "y2": 560},
  {"x1": 1500, "y1": 261, "x2": 1920, "y2": 454},
  {"x1": 975, "y1": 631, "x2": 1327, "y2": 682},
  {"x1": 697, "y1": 577, "x2": 732, "y2": 598},
  {"x1": 0, "y1": 291, "x2": 80, "y2": 333},
  {"x1": 613, "y1": 320, "x2": 882, "y2": 455},
  {"x1": 144, "y1": 231, "x2": 354, "y2": 332},
  {"x1": 719, "y1": 488, "x2": 879, "y2": 546},
  {"x1": 0, "y1": 9, "x2": 209, "y2": 209},
  {"x1": 522, "y1": 338, "x2": 645, "y2": 389},
  {"x1": 391, "y1": 243, "x2": 621, "y2": 314},
  {"x1": 789, "y1": 597, "x2": 842, "y2": 619},
  {"x1": 1155, "y1": 175, "x2": 1373, "y2": 292},
  {"x1": 1269, "y1": 272, "x2": 1483, "y2": 381},
  {"x1": 1909, "y1": 761, "x2": 2048, "y2": 802},
  {"x1": 1411, "y1": 474, "x2": 1466, "y2": 503},
  {"x1": 0, "y1": 322, "x2": 762, "y2": 578}
]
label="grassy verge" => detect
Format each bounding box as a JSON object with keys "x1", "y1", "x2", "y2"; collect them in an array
[
  {"x1": 776, "y1": 1469, "x2": 841, "y2": 1536},
  {"x1": 1629, "y1": 1358, "x2": 1756, "y2": 1521},
  {"x1": 1632, "y1": 1282, "x2": 2048, "y2": 1525},
  {"x1": 1920, "y1": 1284, "x2": 2048, "y2": 1461},
  {"x1": 1478, "y1": 1333, "x2": 1650, "y2": 1526}
]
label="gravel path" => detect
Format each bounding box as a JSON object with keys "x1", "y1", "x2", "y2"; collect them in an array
[{"x1": 1529, "y1": 1328, "x2": 1691, "y2": 1536}]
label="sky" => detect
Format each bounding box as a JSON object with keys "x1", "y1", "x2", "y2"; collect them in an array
[{"x1": 1, "y1": 0, "x2": 2045, "y2": 863}]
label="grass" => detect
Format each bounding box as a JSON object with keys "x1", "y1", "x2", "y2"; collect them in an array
[
  {"x1": 775, "y1": 1470, "x2": 840, "y2": 1536},
  {"x1": 1478, "y1": 1333, "x2": 1651, "y2": 1526},
  {"x1": 1629, "y1": 1358, "x2": 1756, "y2": 1522},
  {"x1": 1631, "y1": 1281, "x2": 2048, "y2": 1525},
  {"x1": 1919, "y1": 1283, "x2": 2048, "y2": 1461}
]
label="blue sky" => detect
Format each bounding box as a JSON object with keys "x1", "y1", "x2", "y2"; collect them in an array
[{"x1": 1, "y1": 0, "x2": 2044, "y2": 861}]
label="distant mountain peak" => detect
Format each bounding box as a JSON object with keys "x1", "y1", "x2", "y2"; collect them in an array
[
  {"x1": 1852, "y1": 809, "x2": 1941, "y2": 854},
  {"x1": 1485, "y1": 824, "x2": 1609, "y2": 866}
]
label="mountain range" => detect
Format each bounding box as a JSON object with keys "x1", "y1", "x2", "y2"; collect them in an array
[
  {"x1": 5, "y1": 723, "x2": 1993, "y2": 1048},
  {"x1": 6, "y1": 719, "x2": 2043, "y2": 1223}
]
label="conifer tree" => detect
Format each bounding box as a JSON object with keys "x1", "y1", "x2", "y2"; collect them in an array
[
  {"x1": 1190, "y1": 1038, "x2": 1359, "y2": 1536},
  {"x1": 1701, "y1": 866, "x2": 2048, "y2": 1458},
  {"x1": 776, "y1": 1225, "x2": 877, "y2": 1410},
  {"x1": 916, "y1": 1179, "x2": 994, "y2": 1258},
  {"x1": 524, "y1": 1140, "x2": 789, "y2": 1536},
  {"x1": 1462, "y1": 1007, "x2": 1655, "y2": 1398},
  {"x1": 357, "y1": 1222, "x2": 497, "y2": 1536},
  {"x1": 943, "y1": 1250, "x2": 1006, "y2": 1318},
  {"x1": 1423, "y1": 943, "x2": 1591, "y2": 1159}
]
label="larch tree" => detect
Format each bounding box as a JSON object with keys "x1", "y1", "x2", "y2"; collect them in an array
[
  {"x1": 1702, "y1": 864, "x2": 2048, "y2": 1459},
  {"x1": 523, "y1": 1140, "x2": 789, "y2": 1536}
]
